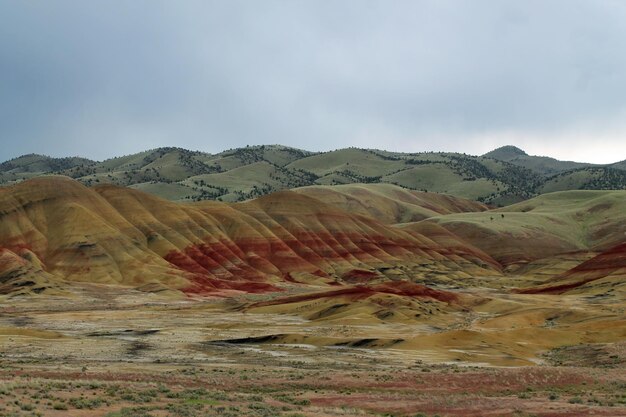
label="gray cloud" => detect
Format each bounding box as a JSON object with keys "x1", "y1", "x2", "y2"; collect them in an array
[{"x1": 1, "y1": 0, "x2": 626, "y2": 162}]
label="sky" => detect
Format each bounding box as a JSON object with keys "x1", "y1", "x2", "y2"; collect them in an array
[{"x1": 1, "y1": 1, "x2": 626, "y2": 163}]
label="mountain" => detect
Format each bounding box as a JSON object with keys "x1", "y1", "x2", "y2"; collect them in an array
[
  {"x1": 483, "y1": 145, "x2": 593, "y2": 176},
  {"x1": 0, "y1": 176, "x2": 498, "y2": 296},
  {"x1": 1, "y1": 145, "x2": 624, "y2": 206},
  {"x1": 0, "y1": 154, "x2": 95, "y2": 183},
  {"x1": 482, "y1": 145, "x2": 528, "y2": 161}
]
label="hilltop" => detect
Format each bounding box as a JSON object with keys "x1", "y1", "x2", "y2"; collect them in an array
[
  {"x1": 483, "y1": 145, "x2": 594, "y2": 175},
  {"x1": 1, "y1": 145, "x2": 624, "y2": 206},
  {"x1": 0, "y1": 153, "x2": 95, "y2": 175},
  {"x1": 482, "y1": 145, "x2": 528, "y2": 160}
]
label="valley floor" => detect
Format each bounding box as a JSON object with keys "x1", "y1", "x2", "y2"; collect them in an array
[{"x1": 1, "y1": 283, "x2": 625, "y2": 417}]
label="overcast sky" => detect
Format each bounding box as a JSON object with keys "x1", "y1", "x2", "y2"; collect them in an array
[{"x1": 1, "y1": 1, "x2": 626, "y2": 163}]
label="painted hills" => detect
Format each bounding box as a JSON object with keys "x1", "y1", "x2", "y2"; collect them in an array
[
  {"x1": 1, "y1": 145, "x2": 625, "y2": 206},
  {"x1": 1, "y1": 171, "x2": 626, "y2": 373},
  {"x1": 1, "y1": 145, "x2": 625, "y2": 303},
  {"x1": 0, "y1": 176, "x2": 499, "y2": 296},
  {"x1": 1, "y1": 175, "x2": 625, "y2": 300}
]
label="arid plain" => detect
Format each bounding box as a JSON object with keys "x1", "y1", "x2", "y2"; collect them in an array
[{"x1": 1, "y1": 171, "x2": 626, "y2": 416}]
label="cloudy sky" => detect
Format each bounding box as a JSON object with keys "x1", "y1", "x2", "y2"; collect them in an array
[{"x1": 1, "y1": 1, "x2": 626, "y2": 163}]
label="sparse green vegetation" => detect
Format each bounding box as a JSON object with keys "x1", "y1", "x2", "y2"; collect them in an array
[{"x1": 2, "y1": 145, "x2": 624, "y2": 203}]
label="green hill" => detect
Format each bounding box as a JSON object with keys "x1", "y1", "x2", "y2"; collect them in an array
[
  {"x1": 610, "y1": 159, "x2": 626, "y2": 170},
  {"x1": 0, "y1": 153, "x2": 95, "y2": 183},
  {"x1": 483, "y1": 145, "x2": 592, "y2": 175},
  {"x1": 482, "y1": 145, "x2": 528, "y2": 161},
  {"x1": 540, "y1": 167, "x2": 626, "y2": 193},
  {"x1": 1, "y1": 145, "x2": 624, "y2": 204},
  {"x1": 402, "y1": 190, "x2": 626, "y2": 272}
]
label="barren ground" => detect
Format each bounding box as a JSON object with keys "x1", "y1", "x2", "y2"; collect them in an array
[{"x1": 1, "y1": 283, "x2": 625, "y2": 417}]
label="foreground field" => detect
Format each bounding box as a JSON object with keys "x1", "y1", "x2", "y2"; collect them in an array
[
  {"x1": 2, "y1": 356, "x2": 626, "y2": 417},
  {"x1": 1, "y1": 283, "x2": 625, "y2": 417}
]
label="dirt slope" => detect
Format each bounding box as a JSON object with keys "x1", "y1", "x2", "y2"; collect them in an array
[
  {"x1": 402, "y1": 190, "x2": 626, "y2": 271},
  {"x1": 293, "y1": 183, "x2": 487, "y2": 224}
]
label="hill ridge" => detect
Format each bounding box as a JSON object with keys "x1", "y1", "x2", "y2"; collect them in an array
[{"x1": 1, "y1": 145, "x2": 624, "y2": 205}]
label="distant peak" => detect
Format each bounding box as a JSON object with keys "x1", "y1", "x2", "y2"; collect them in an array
[
  {"x1": 483, "y1": 145, "x2": 527, "y2": 161},
  {"x1": 500, "y1": 145, "x2": 526, "y2": 154}
]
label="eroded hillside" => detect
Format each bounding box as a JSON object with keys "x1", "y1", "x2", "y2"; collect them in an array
[
  {"x1": 0, "y1": 176, "x2": 497, "y2": 296},
  {"x1": 1, "y1": 177, "x2": 626, "y2": 394}
]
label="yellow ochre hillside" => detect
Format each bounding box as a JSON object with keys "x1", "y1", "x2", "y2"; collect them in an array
[{"x1": 0, "y1": 176, "x2": 498, "y2": 295}]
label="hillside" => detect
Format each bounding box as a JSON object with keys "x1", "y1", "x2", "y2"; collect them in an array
[
  {"x1": 2, "y1": 176, "x2": 626, "y2": 374},
  {"x1": 0, "y1": 153, "x2": 95, "y2": 183},
  {"x1": 518, "y1": 242, "x2": 626, "y2": 296},
  {"x1": 402, "y1": 190, "x2": 626, "y2": 284},
  {"x1": 1, "y1": 145, "x2": 624, "y2": 205},
  {"x1": 294, "y1": 183, "x2": 488, "y2": 224},
  {"x1": 5, "y1": 176, "x2": 624, "y2": 298},
  {"x1": 539, "y1": 167, "x2": 626, "y2": 193},
  {"x1": 611, "y1": 159, "x2": 626, "y2": 170},
  {"x1": 483, "y1": 145, "x2": 591, "y2": 175},
  {"x1": 0, "y1": 176, "x2": 498, "y2": 296}
]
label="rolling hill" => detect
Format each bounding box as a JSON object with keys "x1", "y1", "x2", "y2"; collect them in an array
[
  {"x1": 2, "y1": 175, "x2": 626, "y2": 371},
  {"x1": 4, "y1": 175, "x2": 624, "y2": 299},
  {"x1": 482, "y1": 145, "x2": 592, "y2": 175},
  {"x1": 402, "y1": 190, "x2": 626, "y2": 292},
  {"x1": 293, "y1": 183, "x2": 488, "y2": 224},
  {"x1": 0, "y1": 153, "x2": 95, "y2": 183},
  {"x1": 0, "y1": 176, "x2": 498, "y2": 296},
  {"x1": 2, "y1": 145, "x2": 624, "y2": 206},
  {"x1": 538, "y1": 167, "x2": 626, "y2": 193}
]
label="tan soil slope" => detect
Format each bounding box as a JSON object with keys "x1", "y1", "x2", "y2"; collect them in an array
[
  {"x1": 294, "y1": 183, "x2": 488, "y2": 224},
  {"x1": 402, "y1": 190, "x2": 626, "y2": 271}
]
